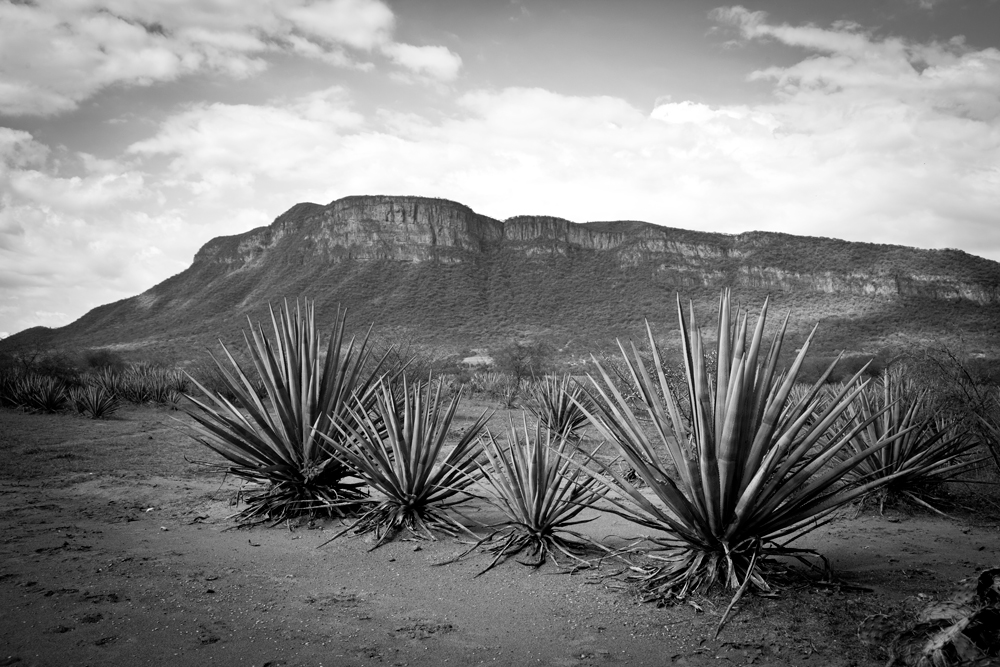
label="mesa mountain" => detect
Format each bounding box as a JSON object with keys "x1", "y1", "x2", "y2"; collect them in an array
[{"x1": 6, "y1": 195, "x2": 1000, "y2": 365}]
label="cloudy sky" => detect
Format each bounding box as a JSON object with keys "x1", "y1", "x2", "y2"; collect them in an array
[{"x1": 1, "y1": 0, "x2": 999, "y2": 338}]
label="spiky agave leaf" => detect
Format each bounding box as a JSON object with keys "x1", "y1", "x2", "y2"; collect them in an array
[
  {"x1": 469, "y1": 416, "x2": 607, "y2": 574},
  {"x1": 321, "y1": 375, "x2": 491, "y2": 548},
  {"x1": 839, "y1": 369, "x2": 986, "y2": 514},
  {"x1": 572, "y1": 289, "x2": 911, "y2": 607},
  {"x1": 526, "y1": 375, "x2": 593, "y2": 441},
  {"x1": 181, "y1": 299, "x2": 387, "y2": 524}
]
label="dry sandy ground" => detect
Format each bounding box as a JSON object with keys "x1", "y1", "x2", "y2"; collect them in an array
[{"x1": 2, "y1": 404, "x2": 999, "y2": 667}]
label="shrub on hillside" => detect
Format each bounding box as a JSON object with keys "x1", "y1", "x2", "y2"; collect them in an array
[
  {"x1": 492, "y1": 340, "x2": 552, "y2": 383},
  {"x1": 85, "y1": 349, "x2": 126, "y2": 371}
]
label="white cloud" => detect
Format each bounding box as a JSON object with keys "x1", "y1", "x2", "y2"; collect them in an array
[
  {"x1": 128, "y1": 86, "x2": 365, "y2": 191},
  {"x1": 0, "y1": 126, "x2": 257, "y2": 334},
  {"x1": 381, "y1": 43, "x2": 463, "y2": 82},
  {"x1": 284, "y1": 0, "x2": 394, "y2": 50},
  {"x1": 9, "y1": 167, "x2": 146, "y2": 211},
  {"x1": 0, "y1": 128, "x2": 50, "y2": 169},
  {"x1": 0, "y1": 0, "x2": 460, "y2": 116}
]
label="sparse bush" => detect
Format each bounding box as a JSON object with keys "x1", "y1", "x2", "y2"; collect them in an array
[
  {"x1": 493, "y1": 340, "x2": 551, "y2": 384},
  {"x1": 34, "y1": 352, "x2": 82, "y2": 386},
  {"x1": 84, "y1": 349, "x2": 126, "y2": 371}
]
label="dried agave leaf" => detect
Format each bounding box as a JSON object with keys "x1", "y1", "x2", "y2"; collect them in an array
[
  {"x1": 869, "y1": 568, "x2": 1000, "y2": 666},
  {"x1": 919, "y1": 600, "x2": 978, "y2": 625}
]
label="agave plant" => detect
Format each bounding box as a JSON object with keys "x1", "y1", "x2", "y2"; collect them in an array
[
  {"x1": 107, "y1": 364, "x2": 188, "y2": 404},
  {"x1": 183, "y1": 300, "x2": 387, "y2": 524},
  {"x1": 574, "y1": 290, "x2": 907, "y2": 615},
  {"x1": 321, "y1": 375, "x2": 491, "y2": 547},
  {"x1": 70, "y1": 385, "x2": 120, "y2": 419},
  {"x1": 839, "y1": 369, "x2": 985, "y2": 514},
  {"x1": 527, "y1": 375, "x2": 593, "y2": 440},
  {"x1": 469, "y1": 417, "x2": 607, "y2": 574},
  {"x1": 18, "y1": 374, "x2": 68, "y2": 413},
  {"x1": 0, "y1": 368, "x2": 24, "y2": 408},
  {"x1": 468, "y1": 371, "x2": 502, "y2": 396}
]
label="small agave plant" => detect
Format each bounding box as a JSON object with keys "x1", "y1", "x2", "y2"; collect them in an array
[
  {"x1": 321, "y1": 375, "x2": 491, "y2": 547},
  {"x1": 18, "y1": 374, "x2": 68, "y2": 413},
  {"x1": 574, "y1": 290, "x2": 907, "y2": 630},
  {"x1": 526, "y1": 374, "x2": 593, "y2": 441},
  {"x1": 838, "y1": 368, "x2": 985, "y2": 514},
  {"x1": 70, "y1": 385, "x2": 120, "y2": 419},
  {"x1": 468, "y1": 417, "x2": 607, "y2": 574}
]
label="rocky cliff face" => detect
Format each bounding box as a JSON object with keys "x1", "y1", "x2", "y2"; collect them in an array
[
  {"x1": 197, "y1": 196, "x2": 505, "y2": 267},
  {"x1": 9, "y1": 194, "x2": 999, "y2": 357},
  {"x1": 191, "y1": 195, "x2": 1000, "y2": 305}
]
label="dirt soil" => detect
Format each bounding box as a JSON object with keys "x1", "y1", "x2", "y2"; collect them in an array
[{"x1": 2, "y1": 403, "x2": 999, "y2": 667}]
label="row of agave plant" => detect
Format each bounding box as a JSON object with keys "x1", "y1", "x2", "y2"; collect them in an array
[
  {"x1": 182, "y1": 294, "x2": 990, "y2": 635},
  {"x1": 0, "y1": 363, "x2": 189, "y2": 418}
]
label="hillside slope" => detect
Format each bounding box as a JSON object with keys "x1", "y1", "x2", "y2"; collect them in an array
[{"x1": 5, "y1": 195, "x2": 1000, "y2": 360}]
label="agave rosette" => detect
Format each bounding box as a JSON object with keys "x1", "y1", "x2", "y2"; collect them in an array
[
  {"x1": 70, "y1": 384, "x2": 120, "y2": 419},
  {"x1": 527, "y1": 374, "x2": 593, "y2": 440},
  {"x1": 183, "y1": 299, "x2": 387, "y2": 523},
  {"x1": 321, "y1": 375, "x2": 491, "y2": 547},
  {"x1": 471, "y1": 417, "x2": 607, "y2": 573},
  {"x1": 839, "y1": 369, "x2": 985, "y2": 513},
  {"x1": 574, "y1": 290, "x2": 909, "y2": 602}
]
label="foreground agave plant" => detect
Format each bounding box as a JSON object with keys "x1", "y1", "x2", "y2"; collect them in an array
[
  {"x1": 576, "y1": 290, "x2": 904, "y2": 609},
  {"x1": 322, "y1": 375, "x2": 490, "y2": 547},
  {"x1": 470, "y1": 418, "x2": 607, "y2": 574},
  {"x1": 183, "y1": 300, "x2": 386, "y2": 524}
]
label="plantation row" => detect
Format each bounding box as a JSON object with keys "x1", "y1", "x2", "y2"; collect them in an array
[
  {"x1": 0, "y1": 364, "x2": 189, "y2": 418},
  {"x1": 0, "y1": 356, "x2": 565, "y2": 419}
]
